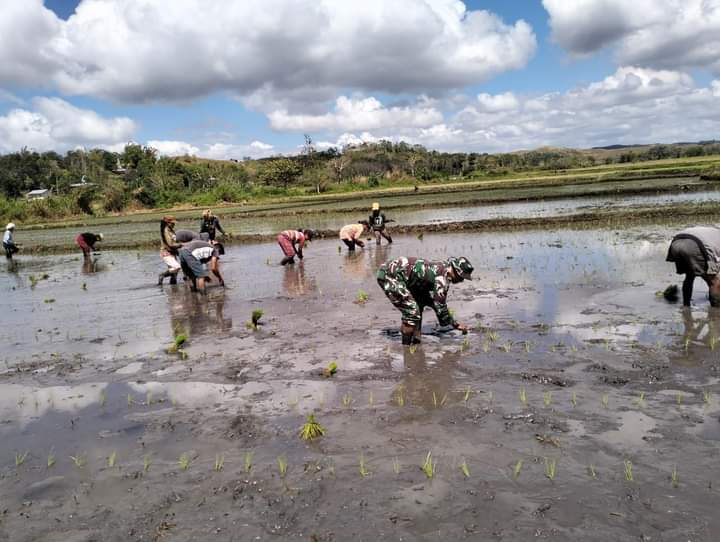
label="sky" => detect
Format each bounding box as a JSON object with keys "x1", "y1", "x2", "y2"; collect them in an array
[{"x1": 1, "y1": 0, "x2": 719, "y2": 159}]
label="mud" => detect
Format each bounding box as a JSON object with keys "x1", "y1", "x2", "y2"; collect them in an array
[{"x1": 2, "y1": 226, "x2": 720, "y2": 541}]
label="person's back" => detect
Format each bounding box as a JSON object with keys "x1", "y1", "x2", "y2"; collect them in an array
[
  {"x1": 175, "y1": 229, "x2": 197, "y2": 243},
  {"x1": 672, "y1": 226, "x2": 720, "y2": 275}
]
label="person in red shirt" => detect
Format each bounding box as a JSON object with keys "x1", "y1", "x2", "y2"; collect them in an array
[
  {"x1": 76, "y1": 232, "x2": 103, "y2": 259},
  {"x1": 277, "y1": 229, "x2": 315, "y2": 265}
]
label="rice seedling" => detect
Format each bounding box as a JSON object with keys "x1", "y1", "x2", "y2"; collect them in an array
[
  {"x1": 107, "y1": 451, "x2": 117, "y2": 468},
  {"x1": 513, "y1": 459, "x2": 523, "y2": 479},
  {"x1": 703, "y1": 389, "x2": 711, "y2": 405},
  {"x1": 299, "y1": 413, "x2": 325, "y2": 440},
  {"x1": 81, "y1": 282, "x2": 87, "y2": 290},
  {"x1": 246, "y1": 309, "x2": 264, "y2": 329},
  {"x1": 544, "y1": 457, "x2": 557, "y2": 481},
  {"x1": 70, "y1": 454, "x2": 86, "y2": 468},
  {"x1": 519, "y1": 386, "x2": 528, "y2": 407},
  {"x1": 671, "y1": 465, "x2": 679, "y2": 488},
  {"x1": 634, "y1": 391, "x2": 646, "y2": 408},
  {"x1": 711, "y1": 336, "x2": 718, "y2": 351},
  {"x1": 431, "y1": 391, "x2": 447, "y2": 408},
  {"x1": 417, "y1": 232, "x2": 424, "y2": 241},
  {"x1": 460, "y1": 460, "x2": 471, "y2": 478},
  {"x1": 676, "y1": 392, "x2": 683, "y2": 405},
  {"x1": 461, "y1": 337, "x2": 470, "y2": 351},
  {"x1": 356, "y1": 289, "x2": 369, "y2": 304},
  {"x1": 127, "y1": 393, "x2": 134, "y2": 407},
  {"x1": 146, "y1": 390, "x2": 153, "y2": 406},
  {"x1": 408, "y1": 344, "x2": 417, "y2": 354},
  {"x1": 588, "y1": 464, "x2": 597, "y2": 479},
  {"x1": 178, "y1": 453, "x2": 191, "y2": 471},
  {"x1": 244, "y1": 451, "x2": 253, "y2": 472},
  {"x1": 359, "y1": 454, "x2": 370, "y2": 478},
  {"x1": 143, "y1": 453, "x2": 151, "y2": 472},
  {"x1": 15, "y1": 451, "x2": 28, "y2": 467},
  {"x1": 482, "y1": 341, "x2": 490, "y2": 353},
  {"x1": 99, "y1": 390, "x2": 107, "y2": 407},
  {"x1": 524, "y1": 341, "x2": 532, "y2": 353},
  {"x1": 214, "y1": 454, "x2": 225, "y2": 472},
  {"x1": 277, "y1": 456, "x2": 288, "y2": 478},
  {"x1": 660, "y1": 284, "x2": 679, "y2": 302},
  {"x1": 601, "y1": 393, "x2": 609, "y2": 409},
  {"x1": 420, "y1": 451, "x2": 436, "y2": 480},
  {"x1": 487, "y1": 331, "x2": 498, "y2": 343},
  {"x1": 44, "y1": 298, "x2": 55, "y2": 304},
  {"x1": 623, "y1": 460, "x2": 634, "y2": 482},
  {"x1": 368, "y1": 391, "x2": 374, "y2": 406},
  {"x1": 395, "y1": 386, "x2": 406, "y2": 407},
  {"x1": 337, "y1": 245, "x2": 342, "y2": 253},
  {"x1": 571, "y1": 391, "x2": 577, "y2": 407},
  {"x1": 29, "y1": 274, "x2": 38, "y2": 288},
  {"x1": 265, "y1": 257, "x2": 272, "y2": 266},
  {"x1": 500, "y1": 342, "x2": 512, "y2": 352},
  {"x1": 463, "y1": 387, "x2": 472, "y2": 402},
  {"x1": 321, "y1": 360, "x2": 338, "y2": 377},
  {"x1": 47, "y1": 449, "x2": 55, "y2": 469},
  {"x1": 543, "y1": 391, "x2": 552, "y2": 407},
  {"x1": 341, "y1": 393, "x2": 353, "y2": 407},
  {"x1": 392, "y1": 457, "x2": 400, "y2": 475}
]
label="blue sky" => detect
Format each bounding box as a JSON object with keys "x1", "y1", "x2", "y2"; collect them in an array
[{"x1": 1, "y1": 1, "x2": 719, "y2": 158}]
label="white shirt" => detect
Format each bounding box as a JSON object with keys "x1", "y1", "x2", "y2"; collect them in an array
[{"x1": 3, "y1": 230, "x2": 13, "y2": 244}]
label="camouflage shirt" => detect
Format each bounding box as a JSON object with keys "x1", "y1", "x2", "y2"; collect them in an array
[{"x1": 377, "y1": 257, "x2": 454, "y2": 326}]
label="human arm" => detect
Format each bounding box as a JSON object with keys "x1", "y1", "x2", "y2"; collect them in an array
[
  {"x1": 210, "y1": 256, "x2": 225, "y2": 286},
  {"x1": 215, "y1": 218, "x2": 225, "y2": 235},
  {"x1": 295, "y1": 235, "x2": 305, "y2": 259}
]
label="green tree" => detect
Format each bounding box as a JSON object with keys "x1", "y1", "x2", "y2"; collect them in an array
[{"x1": 258, "y1": 158, "x2": 302, "y2": 189}]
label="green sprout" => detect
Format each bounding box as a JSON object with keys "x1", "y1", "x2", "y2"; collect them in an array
[
  {"x1": 571, "y1": 391, "x2": 578, "y2": 407},
  {"x1": 44, "y1": 298, "x2": 55, "y2": 304},
  {"x1": 146, "y1": 390, "x2": 153, "y2": 406},
  {"x1": 460, "y1": 460, "x2": 471, "y2": 478},
  {"x1": 392, "y1": 457, "x2": 400, "y2": 475},
  {"x1": 356, "y1": 289, "x2": 369, "y2": 304},
  {"x1": 421, "y1": 451, "x2": 436, "y2": 480},
  {"x1": 544, "y1": 457, "x2": 557, "y2": 481},
  {"x1": 99, "y1": 390, "x2": 107, "y2": 407},
  {"x1": 634, "y1": 391, "x2": 646, "y2": 408},
  {"x1": 246, "y1": 309, "x2": 264, "y2": 329},
  {"x1": 368, "y1": 391, "x2": 374, "y2": 406},
  {"x1": 395, "y1": 386, "x2": 406, "y2": 407},
  {"x1": 624, "y1": 460, "x2": 634, "y2": 482},
  {"x1": 588, "y1": 464, "x2": 597, "y2": 479},
  {"x1": 417, "y1": 232, "x2": 424, "y2": 241},
  {"x1": 322, "y1": 361, "x2": 338, "y2": 378},
  {"x1": 543, "y1": 391, "x2": 552, "y2": 408},
  {"x1": 244, "y1": 451, "x2": 253, "y2": 473},
  {"x1": 601, "y1": 393, "x2": 609, "y2": 409},
  {"x1": 107, "y1": 451, "x2": 117, "y2": 468},
  {"x1": 463, "y1": 387, "x2": 472, "y2": 402},
  {"x1": 676, "y1": 392, "x2": 683, "y2": 405},
  {"x1": 29, "y1": 275, "x2": 38, "y2": 288},
  {"x1": 487, "y1": 331, "x2": 498, "y2": 343},
  {"x1": 671, "y1": 465, "x2": 679, "y2": 488},
  {"x1": 299, "y1": 413, "x2": 325, "y2": 440},
  {"x1": 15, "y1": 451, "x2": 28, "y2": 467},
  {"x1": 519, "y1": 386, "x2": 528, "y2": 406},
  {"x1": 513, "y1": 459, "x2": 523, "y2": 479},
  {"x1": 127, "y1": 394, "x2": 134, "y2": 407},
  {"x1": 178, "y1": 453, "x2": 191, "y2": 471},
  {"x1": 143, "y1": 453, "x2": 151, "y2": 472},
  {"x1": 703, "y1": 389, "x2": 711, "y2": 405},
  {"x1": 81, "y1": 282, "x2": 87, "y2": 290},
  {"x1": 47, "y1": 449, "x2": 56, "y2": 469},
  {"x1": 214, "y1": 454, "x2": 225, "y2": 472},
  {"x1": 359, "y1": 454, "x2": 370, "y2": 478},
  {"x1": 277, "y1": 456, "x2": 288, "y2": 478},
  {"x1": 70, "y1": 454, "x2": 86, "y2": 468},
  {"x1": 341, "y1": 393, "x2": 353, "y2": 407},
  {"x1": 408, "y1": 344, "x2": 417, "y2": 354}
]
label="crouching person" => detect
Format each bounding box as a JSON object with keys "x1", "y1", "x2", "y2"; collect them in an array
[
  {"x1": 76, "y1": 232, "x2": 103, "y2": 258},
  {"x1": 178, "y1": 239, "x2": 225, "y2": 293},
  {"x1": 376, "y1": 256, "x2": 473, "y2": 345},
  {"x1": 667, "y1": 226, "x2": 720, "y2": 307},
  {"x1": 277, "y1": 229, "x2": 314, "y2": 265}
]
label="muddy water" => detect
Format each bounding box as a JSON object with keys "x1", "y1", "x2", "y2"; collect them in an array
[
  {"x1": 2, "y1": 226, "x2": 720, "y2": 541},
  {"x1": 12, "y1": 183, "x2": 720, "y2": 250}
]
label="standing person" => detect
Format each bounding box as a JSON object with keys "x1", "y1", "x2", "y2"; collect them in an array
[
  {"x1": 376, "y1": 256, "x2": 473, "y2": 345},
  {"x1": 76, "y1": 232, "x2": 103, "y2": 258},
  {"x1": 369, "y1": 202, "x2": 394, "y2": 245},
  {"x1": 200, "y1": 209, "x2": 225, "y2": 241},
  {"x1": 339, "y1": 221, "x2": 370, "y2": 252},
  {"x1": 3, "y1": 223, "x2": 19, "y2": 259},
  {"x1": 277, "y1": 229, "x2": 314, "y2": 265},
  {"x1": 178, "y1": 239, "x2": 225, "y2": 293},
  {"x1": 666, "y1": 226, "x2": 720, "y2": 307},
  {"x1": 159, "y1": 216, "x2": 183, "y2": 285}
]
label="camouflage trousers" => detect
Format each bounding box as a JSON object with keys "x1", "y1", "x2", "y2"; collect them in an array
[{"x1": 377, "y1": 268, "x2": 423, "y2": 327}]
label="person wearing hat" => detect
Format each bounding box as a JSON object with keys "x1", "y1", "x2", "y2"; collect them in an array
[
  {"x1": 376, "y1": 256, "x2": 473, "y2": 345},
  {"x1": 667, "y1": 226, "x2": 720, "y2": 306},
  {"x1": 159, "y1": 216, "x2": 184, "y2": 285},
  {"x1": 339, "y1": 221, "x2": 370, "y2": 251},
  {"x1": 369, "y1": 202, "x2": 394, "y2": 245},
  {"x1": 277, "y1": 228, "x2": 315, "y2": 265},
  {"x1": 3, "y1": 223, "x2": 19, "y2": 259},
  {"x1": 199, "y1": 209, "x2": 225, "y2": 241},
  {"x1": 76, "y1": 232, "x2": 103, "y2": 259}
]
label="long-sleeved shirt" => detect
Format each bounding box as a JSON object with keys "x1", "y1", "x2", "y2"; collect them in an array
[
  {"x1": 377, "y1": 256, "x2": 455, "y2": 327},
  {"x1": 369, "y1": 211, "x2": 389, "y2": 230},
  {"x1": 200, "y1": 216, "x2": 225, "y2": 240},
  {"x1": 80, "y1": 233, "x2": 101, "y2": 249},
  {"x1": 339, "y1": 224, "x2": 365, "y2": 241},
  {"x1": 280, "y1": 230, "x2": 306, "y2": 252},
  {"x1": 3, "y1": 230, "x2": 14, "y2": 246}
]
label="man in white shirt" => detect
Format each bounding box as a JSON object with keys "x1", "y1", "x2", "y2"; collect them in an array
[
  {"x1": 178, "y1": 239, "x2": 225, "y2": 292},
  {"x1": 3, "y1": 223, "x2": 19, "y2": 259}
]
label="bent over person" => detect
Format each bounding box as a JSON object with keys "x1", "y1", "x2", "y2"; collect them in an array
[
  {"x1": 3, "y1": 223, "x2": 19, "y2": 259},
  {"x1": 666, "y1": 226, "x2": 720, "y2": 306},
  {"x1": 76, "y1": 232, "x2": 103, "y2": 258},
  {"x1": 178, "y1": 239, "x2": 225, "y2": 293},
  {"x1": 377, "y1": 256, "x2": 473, "y2": 345},
  {"x1": 339, "y1": 221, "x2": 369, "y2": 251},
  {"x1": 277, "y1": 229, "x2": 314, "y2": 265}
]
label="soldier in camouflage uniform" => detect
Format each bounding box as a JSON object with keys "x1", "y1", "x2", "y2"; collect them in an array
[{"x1": 376, "y1": 256, "x2": 474, "y2": 345}]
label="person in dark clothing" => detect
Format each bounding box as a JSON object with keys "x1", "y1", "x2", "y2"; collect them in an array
[
  {"x1": 667, "y1": 226, "x2": 720, "y2": 307},
  {"x1": 200, "y1": 209, "x2": 225, "y2": 241},
  {"x1": 178, "y1": 239, "x2": 225, "y2": 293},
  {"x1": 76, "y1": 232, "x2": 103, "y2": 258},
  {"x1": 369, "y1": 202, "x2": 394, "y2": 245},
  {"x1": 377, "y1": 256, "x2": 473, "y2": 345}
]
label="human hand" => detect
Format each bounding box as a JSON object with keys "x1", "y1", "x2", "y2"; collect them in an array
[{"x1": 454, "y1": 322, "x2": 469, "y2": 334}]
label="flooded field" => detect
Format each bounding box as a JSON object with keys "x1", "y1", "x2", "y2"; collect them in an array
[
  {"x1": 2, "y1": 224, "x2": 720, "y2": 541},
  {"x1": 13, "y1": 183, "x2": 720, "y2": 250}
]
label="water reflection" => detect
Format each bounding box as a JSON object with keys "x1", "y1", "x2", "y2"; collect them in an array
[
  {"x1": 167, "y1": 287, "x2": 233, "y2": 339},
  {"x1": 282, "y1": 262, "x2": 316, "y2": 297},
  {"x1": 392, "y1": 346, "x2": 458, "y2": 409}
]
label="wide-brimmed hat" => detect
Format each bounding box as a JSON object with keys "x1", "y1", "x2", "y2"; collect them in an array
[
  {"x1": 6, "y1": 222, "x2": 15, "y2": 230},
  {"x1": 447, "y1": 256, "x2": 474, "y2": 280},
  {"x1": 372, "y1": 202, "x2": 380, "y2": 211}
]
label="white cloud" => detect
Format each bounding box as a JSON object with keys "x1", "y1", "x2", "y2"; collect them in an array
[
  {"x1": 544, "y1": 0, "x2": 720, "y2": 73},
  {"x1": 0, "y1": 97, "x2": 135, "y2": 153},
  {"x1": 268, "y1": 96, "x2": 443, "y2": 132},
  {"x1": 147, "y1": 140, "x2": 200, "y2": 156},
  {"x1": 203, "y1": 141, "x2": 275, "y2": 160},
  {"x1": 1, "y1": 0, "x2": 536, "y2": 106},
  {"x1": 476, "y1": 92, "x2": 520, "y2": 112}
]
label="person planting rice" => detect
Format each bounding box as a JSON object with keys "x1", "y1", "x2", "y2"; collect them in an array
[
  {"x1": 200, "y1": 209, "x2": 225, "y2": 241},
  {"x1": 667, "y1": 226, "x2": 720, "y2": 307},
  {"x1": 76, "y1": 232, "x2": 103, "y2": 259},
  {"x1": 3, "y1": 223, "x2": 19, "y2": 259},
  {"x1": 158, "y1": 216, "x2": 183, "y2": 285},
  {"x1": 277, "y1": 229, "x2": 315, "y2": 265},
  {"x1": 339, "y1": 220, "x2": 370, "y2": 252},
  {"x1": 178, "y1": 239, "x2": 225, "y2": 293},
  {"x1": 369, "y1": 202, "x2": 394, "y2": 245},
  {"x1": 376, "y1": 256, "x2": 473, "y2": 345}
]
